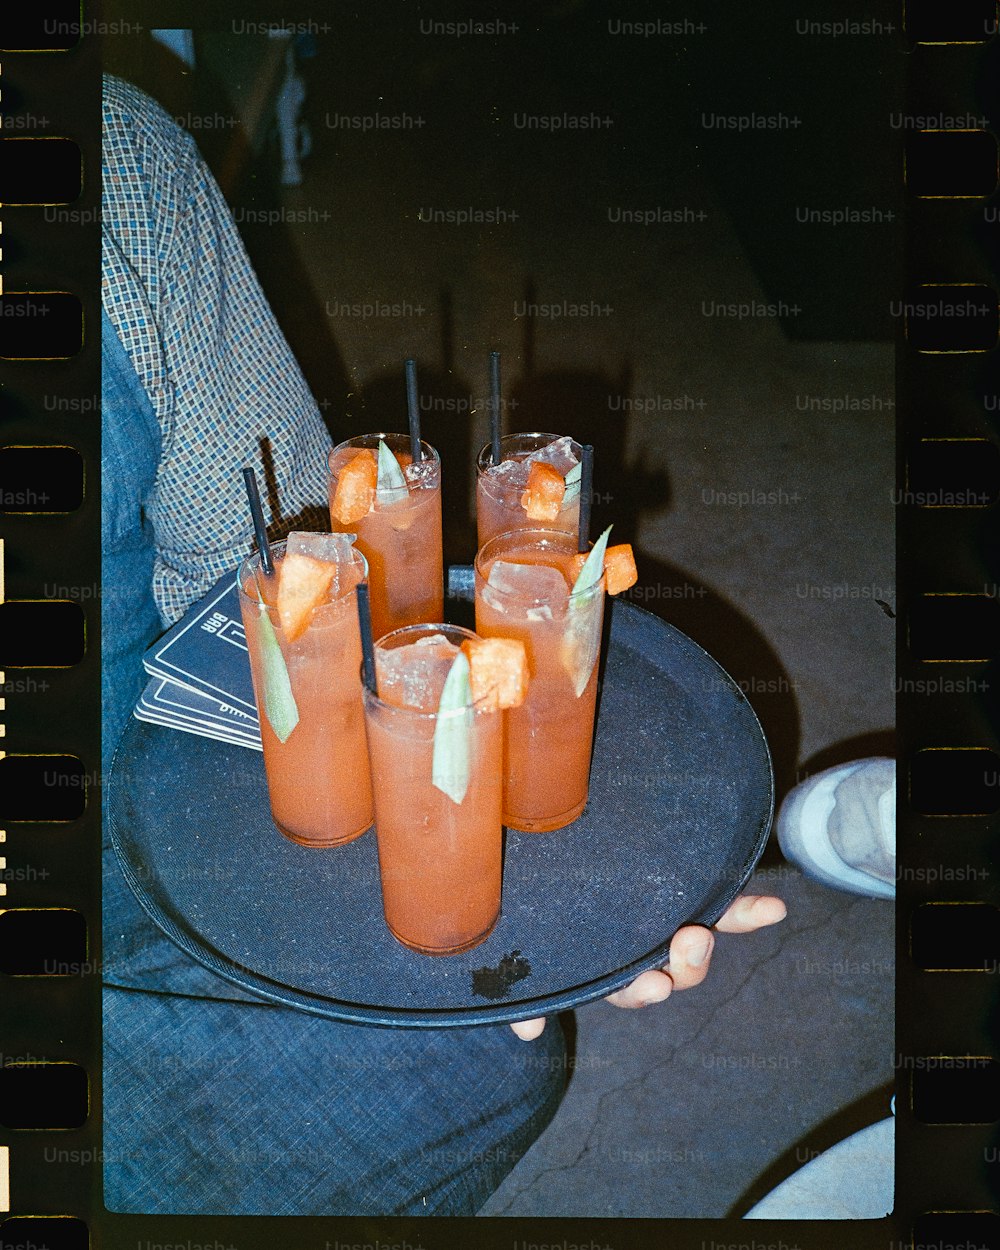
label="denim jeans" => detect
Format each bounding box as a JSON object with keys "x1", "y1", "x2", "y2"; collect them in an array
[{"x1": 101, "y1": 310, "x2": 566, "y2": 1214}]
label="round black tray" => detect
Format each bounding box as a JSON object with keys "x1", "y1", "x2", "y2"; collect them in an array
[{"x1": 108, "y1": 599, "x2": 773, "y2": 1026}]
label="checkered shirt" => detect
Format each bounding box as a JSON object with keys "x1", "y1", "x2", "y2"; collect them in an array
[{"x1": 102, "y1": 73, "x2": 332, "y2": 624}]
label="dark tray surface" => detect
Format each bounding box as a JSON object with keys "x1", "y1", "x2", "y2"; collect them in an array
[{"x1": 109, "y1": 600, "x2": 773, "y2": 1026}]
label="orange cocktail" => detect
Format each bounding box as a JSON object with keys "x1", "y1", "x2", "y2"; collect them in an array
[
  {"x1": 328, "y1": 432, "x2": 443, "y2": 640},
  {"x1": 476, "y1": 432, "x2": 583, "y2": 547},
  {"x1": 475, "y1": 528, "x2": 605, "y2": 832},
  {"x1": 362, "y1": 624, "x2": 504, "y2": 955},
  {"x1": 238, "y1": 535, "x2": 372, "y2": 847}
]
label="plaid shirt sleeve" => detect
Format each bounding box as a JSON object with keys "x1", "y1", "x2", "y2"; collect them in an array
[{"x1": 101, "y1": 73, "x2": 332, "y2": 624}]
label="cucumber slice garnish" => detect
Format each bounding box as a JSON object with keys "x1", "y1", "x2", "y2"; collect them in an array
[
  {"x1": 562, "y1": 459, "x2": 582, "y2": 504},
  {"x1": 571, "y1": 525, "x2": 612, "y2": 594},
  {"x1": 563, "y1": 525, "x2": 612, "y2": 696},
  {"x1": 376, "y1": 438, "x2": 409, "y2": 506},
  {"x1": 432, "y1": 650, "x2": 473, "y2": 804},
  {"x1": 256, "y1": 600, "x2": 300, "y2": 742}
]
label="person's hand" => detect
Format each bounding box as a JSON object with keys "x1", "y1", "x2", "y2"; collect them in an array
[{"x1": 509, "y1": 893, "x2": 787, "y2": 1040}]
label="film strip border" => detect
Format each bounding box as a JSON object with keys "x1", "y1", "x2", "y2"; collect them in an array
[
  {"x1": 898, "y1": 0, "x2": 1000, "y2": 1243},
  {"x1": 0, "y1": 5, "x2": 994, "y2": 1250},
  {"x1": 0, "y1": 3, "x2": 99, "y2": 1249}
]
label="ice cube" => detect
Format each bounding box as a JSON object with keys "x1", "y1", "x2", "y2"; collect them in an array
[
  {"x1": 482, "y1": 559, "x2": 569, "y2": 614},
  {"x1": 384, "y1": 463, "x2": 426, "y2": 530},
  {"x1": 287, "y1": 531, "x2": 357, "y2": 563},
  {"x1": 522, "y1": 434, "x2": 579, "y2": 478},
  {"x1": 376, "y1": 633, "x2": 461, "y2": 711},
  {"x1": 487, "y1": 456, "x2": 532, "y2": 491},
  {"x1": 286, "y1": 531, "x2": 358, "y2": 598},
  {"x1": 403, "y1": 458, "x2": 439, "y2": 489},
  {"x1": 484, "y1": 436, "x2": 579, "y2": 494}
]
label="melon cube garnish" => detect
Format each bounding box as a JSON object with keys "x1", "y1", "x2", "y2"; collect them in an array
[
  {"x1": 331, "y1": 449, "x2": 377, "y2": 523},
  {"x1": 461, "y1": 637, "x2": 529, "y2": 711},
  {"x1": 605, "y1": 544, "x2": 638, "y2": 595},
  {"x1": 520, "y1": 461, "x2": 566, "y2": 521},
  {"x1": 277, "y1": 552, "x2": 337, "y2": 641},
  {"x1": 565, "y1": 540, "x2": 637, "y2": 596}
]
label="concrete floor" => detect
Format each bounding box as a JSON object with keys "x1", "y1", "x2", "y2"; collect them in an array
[{"x1": 136, "y1": 24, "x2": 896, "y2": 1218}]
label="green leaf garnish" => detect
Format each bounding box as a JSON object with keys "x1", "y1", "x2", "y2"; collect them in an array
[
  {"x1": 571, "y1": 525, "x2": 612, "y2": 594},
  {"x1": 376, "y1": 438, "x2": 409, "y2": 506},
  {"x1": 563, "y1": 525, "x2": 612, "y2": 696},
  {"x1": 432, "y1": 650, "x2": 473, "y2": 804},
  {"x1": 562, "y1": 459, "x2": 582, "y2": 504},
  {"x1": 256, "y1": 603, "x2": 300, "y2": 742}
]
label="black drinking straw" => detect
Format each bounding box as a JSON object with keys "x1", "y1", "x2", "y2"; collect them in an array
[
  {"x1": 242, "y1": 467, "x2": 274, "y2": 575},
  {"x1": 356, "y1": 582, "x2": 378, "y2": 694},
  {"x1": 405, "y1": 358, "x2": 422, "y2": 462},
  {"x1": 577, "y1": 444, "x2": 594, "y2": 553},
  {"x1": 489, "y1": 350, "x2": 502, "y2": 464}
]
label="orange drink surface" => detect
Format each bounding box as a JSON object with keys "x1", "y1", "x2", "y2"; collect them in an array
[
  {"x1": 362, "y1": 624, "x2": 503, "y2": 955},
  {"x1": 476, "y1": 432, "x2": 583, "y2": 547},
  {"x1": 238, "y1": 536, "x2": 372, "y2": 847},
  {"x1": 475, "y1": 528, "x2": 605, "y2": 832},
  {"x1": 328, "y1": 433, "x2": 443, "y2": 640}
]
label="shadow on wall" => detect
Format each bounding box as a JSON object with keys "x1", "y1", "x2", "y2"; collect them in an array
[
  {"x1": 108, "y1": 48, "x2": 818, "y2": 827},
  {"x1": 309, "y1": 275, "x2": 807, "y2": 819}
]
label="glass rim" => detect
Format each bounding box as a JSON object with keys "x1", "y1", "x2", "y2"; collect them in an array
[
  {"x1": 475, "y1": 431, "x2": 582, "y2": 475},
  {"x1": 473, "y1": 527, "x2": 605, "y2": 603},
  {"x1": 328, "y1": 431, "x2": 441, "y2": 472},
  {"x1": 236, "y1": 537, "x2": 369, "y2": 607},
  {"x1": 362, "y1": 622, "x2": 498, "y2": 720}
]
